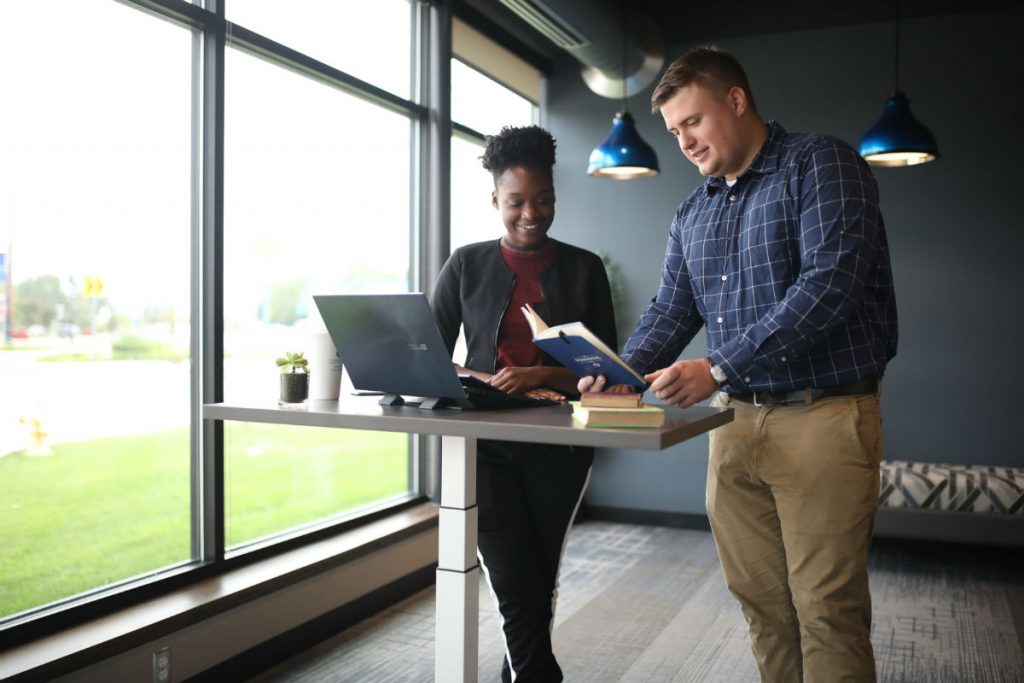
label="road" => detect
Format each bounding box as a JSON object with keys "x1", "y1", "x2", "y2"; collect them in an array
[{"x1": 0, "y1": 337, "x2": 190, "y2": 456}]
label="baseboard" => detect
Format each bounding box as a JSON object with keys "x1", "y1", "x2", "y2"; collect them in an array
[
  {"x1": 582, "y1": 505, "x2": 1024, "y2": 549},
  {"x1": 874, "y1": 507, "x2": 1024, "y2": 547},
  {"x1": 188, "y1": 563, "x2": 436, "y2": 682},
  {"x1": 579, "y1": 505, "x2": 711, "y2": 531}
]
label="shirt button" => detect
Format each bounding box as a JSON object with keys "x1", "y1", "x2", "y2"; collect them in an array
[
  {"x1": 716, "y1": 316, "x2": 724, "y2": 324},
  {"x1": 728, "y1": 195, "x2": 736, "y2": 202},
  {"x1": 781, "y1": 356, "x2": 787, "y2": 362},
  {"x1": 744, "y1": 376, "x2": 751, "y2": 383},
  {"x1": 721, "y1": 274, "x2": 727, "y2": 281}
]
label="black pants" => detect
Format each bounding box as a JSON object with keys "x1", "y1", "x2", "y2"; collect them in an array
[{"x1": 476, "y1": 439, "x2": 593, "y2": 683}]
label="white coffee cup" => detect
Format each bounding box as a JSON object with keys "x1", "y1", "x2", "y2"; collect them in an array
[{"x1": 308, "y1": 329, "x2": 343, "y2": 400}]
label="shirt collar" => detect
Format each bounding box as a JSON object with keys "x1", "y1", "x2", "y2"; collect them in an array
[{"x1": 704, "y1": 120, "x2": 786, "y2": 195}]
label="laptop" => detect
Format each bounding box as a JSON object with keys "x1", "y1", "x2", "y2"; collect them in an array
[{"x1": 312, "y1": 293, "x2": 557, "y2": 410}]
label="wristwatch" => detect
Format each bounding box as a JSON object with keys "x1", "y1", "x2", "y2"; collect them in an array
[{"x1": 706, "y1": 359, "x2": 728, "y2": 386}]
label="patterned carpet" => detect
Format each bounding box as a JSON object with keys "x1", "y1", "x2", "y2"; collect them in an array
[{"x1": 247, "y1": 522, "x2": 1024, "y2": 682}]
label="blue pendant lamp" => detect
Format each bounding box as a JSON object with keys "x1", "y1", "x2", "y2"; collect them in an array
[
  {"x1": 587, "y1": 3, "x2": 659, "y2": 179},
  {"x1": 858, "y1": 12, "x2": 939, "y2": 167},
  {"x1": 859, "y1": 92, "x2": 938, "y2": 166},
  {"x1": 587, "y1": 111, "x2": 659, "y2": 178}
]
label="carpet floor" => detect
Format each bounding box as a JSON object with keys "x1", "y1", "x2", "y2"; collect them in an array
[{"x1": 247, "y1": 521, "x2": 1024, "y2": 682}]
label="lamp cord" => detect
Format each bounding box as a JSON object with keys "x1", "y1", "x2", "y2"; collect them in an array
[
  {"x1": 620, "y1": 1, "x2": 627, "y2": 112},
  {"x1": 894, "y1": 0, "x2": 901, "y2": 94}
]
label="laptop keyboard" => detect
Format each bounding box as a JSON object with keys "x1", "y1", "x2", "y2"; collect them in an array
[{"x1": 458, "y1": 375, "x2": 558, "y2": 410}]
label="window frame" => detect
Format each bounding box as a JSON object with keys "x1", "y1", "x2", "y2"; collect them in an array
[
  {"x1": 0, "y1": 0, "x2": 552, "y2": 652},
  {"x1": 1, "y1": 0, "x2": 433, "y2": 646}
]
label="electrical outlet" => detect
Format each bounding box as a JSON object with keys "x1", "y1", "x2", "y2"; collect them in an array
[{"x1": 153, "y1": 646, "x2": 171, "y2": 683}]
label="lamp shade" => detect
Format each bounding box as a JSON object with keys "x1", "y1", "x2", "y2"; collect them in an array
[
  {"x1": 587, "y1": 111, "x2": 659, "y2": 179},
  {"x1": 858, "y1": 91, "x2": 939, "y2": 167}
]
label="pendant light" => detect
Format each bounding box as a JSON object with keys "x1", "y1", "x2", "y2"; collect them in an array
[
  {"x1": 858, "y1": 9, "x2": 939, "y2": 167},
  {"x1": 587, "y1": 3, "x2": 659, "y2": 179}
]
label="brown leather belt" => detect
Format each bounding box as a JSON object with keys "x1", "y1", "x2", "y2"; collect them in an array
[{"x1": 730, "y1": 378, "x2": 878, "y2": 407}]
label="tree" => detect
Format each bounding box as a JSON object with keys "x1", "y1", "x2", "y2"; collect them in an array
[
  {"x1": 263, "y1": 279, "x2": 309, "y2": 326},
  {"x1": 13, "y1": 275, "x2": 66, "y2": 329}
]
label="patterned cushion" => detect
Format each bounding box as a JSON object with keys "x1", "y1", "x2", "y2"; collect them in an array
[{"x1": 879, "y1": 461, "x2": 1024, "y2": 514}]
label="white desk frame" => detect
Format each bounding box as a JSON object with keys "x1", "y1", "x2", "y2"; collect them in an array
[{"x1": 203, "y1": 397, "x2": 732, "y2": 682}]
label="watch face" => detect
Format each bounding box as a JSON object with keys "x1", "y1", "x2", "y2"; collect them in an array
[{"x1": 710, "y1": 365, "x2": 727, "y2": 383}]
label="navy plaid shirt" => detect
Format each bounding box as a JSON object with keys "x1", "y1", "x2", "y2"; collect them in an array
[{"x1": 622, "y1": 121, "x2": 897, "y2": 393}]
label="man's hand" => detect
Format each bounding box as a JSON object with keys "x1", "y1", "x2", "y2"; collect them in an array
[{"x1": 645, "y1": 359, "x2": 719, "y2": 408}]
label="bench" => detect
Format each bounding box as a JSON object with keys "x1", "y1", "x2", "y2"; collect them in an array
[{"x1": 875, "y1": 460, "x2": 1024, "y2": 547}]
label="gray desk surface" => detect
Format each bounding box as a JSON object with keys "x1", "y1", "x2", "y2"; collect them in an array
[{"x1": 203, "y1": 395, "x2": 733, "y2": 450}]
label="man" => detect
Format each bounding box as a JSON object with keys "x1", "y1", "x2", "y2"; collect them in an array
[{"x1": 581, "y1": 46, "x2": 897, "y2": 681}]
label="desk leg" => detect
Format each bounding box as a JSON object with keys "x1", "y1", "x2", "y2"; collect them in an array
[{"x1": 435, "y1": 435, "x2": 479, "y2": 683}]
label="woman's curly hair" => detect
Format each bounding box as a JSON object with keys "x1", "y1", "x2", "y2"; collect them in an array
[{"x1": 480, "y1": 125, "x2": 556, "y2": 181}]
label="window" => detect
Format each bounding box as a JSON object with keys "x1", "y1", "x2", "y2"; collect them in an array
[
  {"x1": 451, "y1": 59, "x2": 537, "y2": 142},
  {"x1": 450, "y1": 132, "x2": 507, "y2": 252},
  {"x1": 222, "y1": 40, "x2": 416, "y2": 549},
  {"x1": 227, "y1": 0, "x2": 413, "y2": 99},
  {"x1": 0, "y1": 0, "x2": 193, "y2": 618},
  {"x1": 449, "y1": 20, "x2": 540, "y2": 252},
  {"x1": 444, "y1": 19, "x2": 542, "y2": 364},
  {"x1": 0, "y1": 0, "x2": 426, "y2": 631}
]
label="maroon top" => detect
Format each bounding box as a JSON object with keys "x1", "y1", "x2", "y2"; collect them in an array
[{"x1": 496, "y1": 239, "x2": 557, "y2": 370}]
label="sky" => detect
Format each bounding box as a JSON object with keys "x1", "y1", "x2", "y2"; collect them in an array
[{"x1": 0, "y1": 0, "x2": 533, "y2": 324}]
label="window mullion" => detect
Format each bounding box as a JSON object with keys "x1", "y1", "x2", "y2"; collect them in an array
[{"x1": 197, "y1": 0, "x2": 226, "y2": 564}]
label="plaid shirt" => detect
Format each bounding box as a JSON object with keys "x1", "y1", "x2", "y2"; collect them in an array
[{"x1": 622, "y1": 121, "x2": 897, "y2": 393}]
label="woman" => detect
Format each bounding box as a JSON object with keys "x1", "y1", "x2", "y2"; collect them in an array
[{"x1": 431, "y1": 125, "x2": 617, "y2": 682}]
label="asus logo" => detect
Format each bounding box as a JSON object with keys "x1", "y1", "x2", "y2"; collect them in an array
[{"x1": 408, "y1": 343, "x2": 428, "y2": 351}]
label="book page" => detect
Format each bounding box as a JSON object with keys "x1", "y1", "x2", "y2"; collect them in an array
[{"x1": 520, "y1": 303, "x2": 548, "y2": 337}]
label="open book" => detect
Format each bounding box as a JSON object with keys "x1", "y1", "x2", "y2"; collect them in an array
[{"x1": 520, "y1": 303, "x2": 647, "y2": 389}]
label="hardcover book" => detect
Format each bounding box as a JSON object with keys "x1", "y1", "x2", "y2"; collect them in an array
[
  {"x1": 520, "y1": 303, "x2": 647, "y2": 389},
  {"x1": 580, "y1": 391, "x2": 643, "y2": 408},
  {"x1": 569, "y1": 401, "x2": 666, "y2": 428}
]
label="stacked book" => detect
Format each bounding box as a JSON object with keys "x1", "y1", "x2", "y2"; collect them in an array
[{"x1": 570, "y1": 392, "x2": 665, "y2": 428}]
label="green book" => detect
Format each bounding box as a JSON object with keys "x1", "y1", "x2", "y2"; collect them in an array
[{"x1": 569, "y1": 401, "x2": 665, "y2": 428}]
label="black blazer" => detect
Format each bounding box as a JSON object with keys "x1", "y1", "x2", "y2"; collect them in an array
[{"x1": 431, "y1": 238, "x2": 618, "y2": 377}]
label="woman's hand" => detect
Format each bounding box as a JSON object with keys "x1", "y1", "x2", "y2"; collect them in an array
[
  {"x1": 524, "y1": 387, "x2": 567, "y2": 402},
  {"x1": 577, "y1": 374, "x2": 640, "y2": 395},
  {"x1": 488, "y1": 366, "x2": 545, "y2": 395}
]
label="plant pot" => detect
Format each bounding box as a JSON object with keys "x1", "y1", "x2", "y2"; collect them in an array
[{"x1": 279, "y1": 372, "x2": 309, "y2": 404}]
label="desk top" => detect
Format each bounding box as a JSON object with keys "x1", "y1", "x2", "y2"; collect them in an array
[{"x1": 203, "y1": 395, "x2": 732, "y2": 451}]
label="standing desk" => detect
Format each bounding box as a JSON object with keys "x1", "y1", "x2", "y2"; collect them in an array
[{"x1": 203, "y1": 396, "x2": 732, "y2": 682}]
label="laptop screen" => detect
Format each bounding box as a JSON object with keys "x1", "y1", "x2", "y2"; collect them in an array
[{"x1": 312, "y1": 293, "x2": 465, "y2": 401}]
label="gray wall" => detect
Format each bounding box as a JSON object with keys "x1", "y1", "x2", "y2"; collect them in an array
[{"x1": 543, "y1": 7, "x2": 1024, "y2": 513}]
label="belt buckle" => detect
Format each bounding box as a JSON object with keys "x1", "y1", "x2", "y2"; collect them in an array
[{"x1": 753, "y1": 391, "x2": 768, "y2": 407}]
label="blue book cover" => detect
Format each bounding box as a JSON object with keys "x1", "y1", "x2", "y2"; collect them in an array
[{"x1": 521, "y1": 304, "x2": 647, "y2": 389}]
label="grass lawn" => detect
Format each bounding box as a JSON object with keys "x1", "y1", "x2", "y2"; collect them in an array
[{"x1": 0, "y1": 424, "x2": 409, "y2": 618}]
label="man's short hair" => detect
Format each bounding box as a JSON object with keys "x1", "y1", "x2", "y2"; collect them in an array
[
  {"x1": 480, "y1": 125, "x2": 556, "y2": 182},
  {"x1": 650, "y1": 46, "x2": 757, "y2": 114}
]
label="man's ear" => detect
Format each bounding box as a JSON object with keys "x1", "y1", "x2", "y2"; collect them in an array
[
  {"x1": 491, "y1": 191, "x2": 499, "y2": 209},
  {"x1": 728, "y1": 86, "x2": 747, "y2": 116}
]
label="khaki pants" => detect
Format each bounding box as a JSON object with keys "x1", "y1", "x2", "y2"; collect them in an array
[{"x1": 707, "y1": 391, "x2": 882, "y2": 683}]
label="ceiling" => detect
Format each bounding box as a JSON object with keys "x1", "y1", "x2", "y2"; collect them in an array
[
  {"x1": 461, "y1": 0, "x2": 1024, "y2": 69},
  {"x1": 626, "y1": 0, "x2": 1023, "y2": 45}
]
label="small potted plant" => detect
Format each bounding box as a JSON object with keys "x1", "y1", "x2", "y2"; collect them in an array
[{"x1": 277, "y1": 351, "x2": 310, "y2": 404}]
